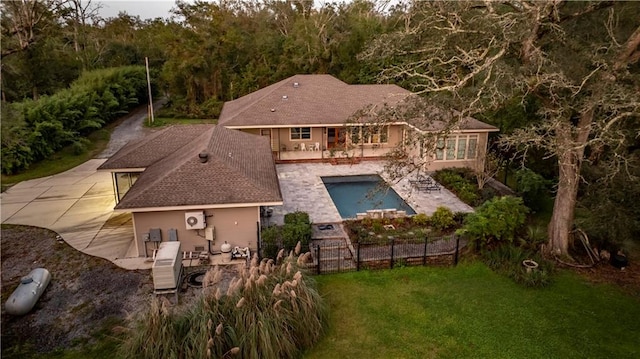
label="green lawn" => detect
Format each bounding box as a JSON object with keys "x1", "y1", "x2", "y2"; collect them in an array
[
  {"x1": 0, "y1": 129, "x2": 111, "y2": 191},
  {"x1": 306, "y1": 263, "x2": 640, "y2": 359}
]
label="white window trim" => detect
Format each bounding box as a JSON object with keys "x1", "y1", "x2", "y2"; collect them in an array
[
  {"x1": 434, "y1": 134, "x2": 479, "y2": 161},
  {"x1": 349, "y1": 126, "x2": 389, "y2": 144},
  {"x1": 290, "y1": 127, "x2": 311, "y2": 141}
]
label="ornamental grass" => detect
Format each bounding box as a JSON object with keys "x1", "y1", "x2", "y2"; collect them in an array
[{"x1": 119, "y1": 248, "x2": 327, "y2": 359}]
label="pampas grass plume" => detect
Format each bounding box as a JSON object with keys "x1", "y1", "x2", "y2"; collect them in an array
[{"x1": 236, "y1": 297, "x2": 246, "y2": 308}]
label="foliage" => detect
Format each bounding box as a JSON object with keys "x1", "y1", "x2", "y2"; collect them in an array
[
  {"x1": 308, "y1": 264, "x2": 640, "y2": 359},
  {"x1": 120, "y1": 254, "x2": 327, "y2": 359},
  {"x1": 514, "y1": 167, "x2": 551, "y2": 212},
  {"x1": 412, "y1": 213, "x2": 429, "y2": 226},
  {"x1": 260, "y1": 212, "x2": 312, "y2": 258},
  {"x1": 429, "y1": 207, "x2": 456, "y2": 231},
  {"x1": 361, "y1": 1, "x2": 640, "y2": 255},
  {"x1": 260, "y1": 226, "x2": 281, "y2": 260},
  {"x1": 481, "y1": 244, "x2": 554, "y2": 288},
  {"x1": 282, "y1": 211, "x2": 312, "y2": 249},
  {"x1": 1, "y1": 66, "x2": 149, "y2": 175},
  {"x1": 460, "y1": 196, "x2": 529, "y2": 246},
  {"x1": 433, "y1": 168, "x2": 481, "y2": 206}
]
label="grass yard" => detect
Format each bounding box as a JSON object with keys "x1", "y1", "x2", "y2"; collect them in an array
[
  {"x1": 0, "y1": 129, "x2": 110, "y2": 191},
  {"x1": 306, "y1": 263, "x2": 640, "y2": 359}
]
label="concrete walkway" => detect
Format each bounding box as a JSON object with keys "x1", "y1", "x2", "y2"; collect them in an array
[{"x1": 271, "y1": 162, "x2": 473, "y2": 225}]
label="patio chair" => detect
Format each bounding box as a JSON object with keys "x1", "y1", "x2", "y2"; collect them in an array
[
  {"x1": 314, "y1": 142, "x2": 320, "y2": 151},
  {"x1": 300, "y1": 143, "x2": 306, "y2": 151}
]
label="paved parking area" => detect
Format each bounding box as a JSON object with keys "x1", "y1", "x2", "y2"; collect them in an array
[
  {"x1": 1, "y1": 159, "x2": 148, "y2": 269},
  {"x1": 270, "y1": 161, "x2": 473, "y2": 225}
]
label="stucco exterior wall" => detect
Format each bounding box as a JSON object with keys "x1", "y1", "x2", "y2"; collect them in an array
[{"x1": 132, "y1": 206, "x2": 259, "y2": 257}]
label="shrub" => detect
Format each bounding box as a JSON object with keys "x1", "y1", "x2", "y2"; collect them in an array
[
  {"x1": 282, "y1": 211, "x2": 312, "y2": 250},
  {"x1": 261, "y1": 226, "x2": 281, "y2": 259},
  {"x1": 429, "y1": 206, "x2": 456, "y2": 231},
  {"x1": 482, "y1": 244, "x2": 554, "y2": 288},
  {"x1": 459, "y1": 196, "x2": 529, "y2": 246},
  {"x1": 515, "y1": 168, "x2": 550, "y2": 211},
  {"x1": 433, "y1": 168, "x2": 481, "y2": 206},
  {"x1": 412, "y1": 213, "x2": 429, "y2": 226},
  {"x1": 2, "y1": 66, "x2": 149, "y2": 174},
  {"x1": 120, "y1": 254, "x2": 328, "y2": 359},
  {"x1": 284, "y1": 211, "x2": 310, "y2": 225}
]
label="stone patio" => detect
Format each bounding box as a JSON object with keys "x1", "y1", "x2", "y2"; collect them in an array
[{"x1": 269, "y1": 161, "x2": 473, "y2": 225}]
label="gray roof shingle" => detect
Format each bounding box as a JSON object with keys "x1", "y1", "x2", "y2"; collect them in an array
[
  {"x1": 218, "y1": 74, "x2": 498, "y2": 132},
  {"x1": 218, "y1": 74, "x2": 412, "y2": 127},
  {"x1": 110, "y1": 125, "x2": 282, "y2": 210}
]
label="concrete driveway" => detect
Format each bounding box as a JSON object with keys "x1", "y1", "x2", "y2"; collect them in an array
[
  {"x1": 0, "y1": 102, "x2": 166, "y2": 270},
  {"x1": 0, "y1": 159, "x2": 145, "y2": 267}
]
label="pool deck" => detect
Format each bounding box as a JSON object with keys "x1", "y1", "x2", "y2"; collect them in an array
[{"x1": 270, "y1": 162, "x2": 473, "y2": 225}]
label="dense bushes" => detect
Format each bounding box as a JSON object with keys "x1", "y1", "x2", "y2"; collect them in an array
[
  {"x1": 1, "y1": 66, "x2": 149, "y2": 174},
  {"x1": 433, "y1": 168, "x2": 481, "y2": 206},
  {"x1": 459, "y1": 196, "x2": 529, "y2": 246},
  {"x1": 120, "y1": 253, "x2": 327, "y2": 359},
  {"x1": 514, "y1": 167, "x2": 550, "y2": 211},
  {"x1": 482, "y1": 244, "x2": 554, "y2": 288},
  {"x1": 261, "y1": 211, "x2": 312, "y2": 259}
]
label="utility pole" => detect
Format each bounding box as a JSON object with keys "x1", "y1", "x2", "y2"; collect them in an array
[{"x1": 145, "y1": 57, "x2": 154, "y2": 125}]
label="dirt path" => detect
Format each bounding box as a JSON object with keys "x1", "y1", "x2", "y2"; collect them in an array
[{"x1": 96, "y1": 98, "x2": 167, "y2": 159}]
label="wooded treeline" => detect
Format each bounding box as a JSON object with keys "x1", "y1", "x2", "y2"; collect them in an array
[
  {"x1": 2, "y1": 0, "x2": 639, "y2": 252},
  {"x1": 2, "y1": 0, "x2": 407, "y2": 116}
]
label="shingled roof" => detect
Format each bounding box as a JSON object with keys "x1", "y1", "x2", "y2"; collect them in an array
[
  {"x1": 98, "y1": 125, "x2": 212, "y2": 170},
  {"x1": 109, "y1": 125, "x2": 282, "y2": 210},
  {"x1": 218, "y1": 74, "x2": 412, "y2": 128}
]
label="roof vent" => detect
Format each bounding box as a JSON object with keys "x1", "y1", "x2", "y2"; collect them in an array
[
  {"x1": 270, "y1": 108, "x2": 275, "y2": 112},
  {"x1": 293, "y1": 82, "x2": 299, "y2": 88},
  {"x1": 282, "y1": 95, "x2": 288, "y2": 100},
  {"x1": 198, "y1": 152, "x2": 208, "y2": 163}
]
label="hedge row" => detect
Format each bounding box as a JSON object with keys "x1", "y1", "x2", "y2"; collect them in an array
[{"x1": 1, "y1": 66, "x2": 149, "y2": 174}]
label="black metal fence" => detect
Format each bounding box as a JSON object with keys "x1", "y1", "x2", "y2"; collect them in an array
[{"x1": 312, "y1": 236, "x2": 462, "y2": 275}]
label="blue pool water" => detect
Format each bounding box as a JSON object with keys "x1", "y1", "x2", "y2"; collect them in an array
[{"x1": 322, "y1": 175, "x2": 416, "y2": 219}]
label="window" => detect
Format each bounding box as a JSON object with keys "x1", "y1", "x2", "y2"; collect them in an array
[
  {"x1": 114, "y1": 172, "x2": 140, "y2": 203},
  {"x1": 352, "y1": 126, "x2": 389, "y2": 144},
  {"x1": 434, "y1": 135, "x2": 479, "y2": 161},
  {"x1": 468, "y1": 137, "x2": 478, "y2": 159},
  {"x1": 290, "y1": 127, "x2": 311, "y2": 140},
  {"x1": 349, "y1": 126, "x2": 360, "y2": 143},
  {"x1": 435, "y1": 138, "x2": 445, "y2": 160}
]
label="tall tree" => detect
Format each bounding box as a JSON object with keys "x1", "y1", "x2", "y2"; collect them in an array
[{"x1": 362, "y1": 0, "x2": 640, "y2": 255}]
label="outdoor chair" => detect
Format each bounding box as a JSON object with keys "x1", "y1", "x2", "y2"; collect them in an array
[{"x1": 409, "y1": 177, "x2": 441, "y2": 192}]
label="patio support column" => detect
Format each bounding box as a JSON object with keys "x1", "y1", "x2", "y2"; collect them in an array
[{"x1": 278, "y1": 128, "x2": 281, "y2": 161}]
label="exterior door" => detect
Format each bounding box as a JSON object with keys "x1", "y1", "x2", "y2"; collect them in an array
[{"x1": 327, "y1": 128, "x2": 345, "y2": 149}]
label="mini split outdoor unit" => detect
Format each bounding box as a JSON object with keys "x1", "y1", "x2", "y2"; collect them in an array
[{"x1": 185, "y1": 211, "x2": 206, "y2": 230}]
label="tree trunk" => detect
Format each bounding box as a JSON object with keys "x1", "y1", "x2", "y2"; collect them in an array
[
  {"x1": 547, "y1": 110, "x2": 593, "y2": 255},
  {"x1": 547, "y1": 151, "x2": 580, "y2": 255}
]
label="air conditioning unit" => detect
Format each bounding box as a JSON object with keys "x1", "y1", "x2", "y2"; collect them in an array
[{"x1": 185, "y1": 211, "x2": 206, "y2": 230}]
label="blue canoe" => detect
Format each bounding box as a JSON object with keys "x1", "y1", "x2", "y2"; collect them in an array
[{"x1": 5, "y1": 268, "x2": 51, "y2": 316}]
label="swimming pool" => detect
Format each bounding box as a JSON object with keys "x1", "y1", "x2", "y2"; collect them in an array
[{"x1": 322, "y1": 175, "x2": 416, "y2": 219}]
